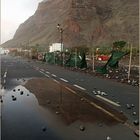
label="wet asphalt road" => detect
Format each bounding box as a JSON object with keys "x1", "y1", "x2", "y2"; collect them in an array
[{"x1": 0, "y1": 54, "x2": 139, "y2": 140}]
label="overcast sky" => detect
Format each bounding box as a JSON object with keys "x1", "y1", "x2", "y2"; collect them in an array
[{"x1": 1, "y1": 0, "x2": 43, "y2": 44}]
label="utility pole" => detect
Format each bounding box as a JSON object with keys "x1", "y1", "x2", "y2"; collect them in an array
[
  {"x1": 92, "y1": 48, "x2": 95, "y2": 72},
  {"x1": 57, "y1": 24, "x2": 64, "y2": 66},
  {"x1": 75, "y1": 48, "x2": 77, "y2": 68},
  {"x1": 128, "y1": 43, "x2": 133, "y2": 80}
]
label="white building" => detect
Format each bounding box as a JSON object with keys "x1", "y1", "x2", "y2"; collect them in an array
[
  {"x1": 49, "y1": 43, "x2": 63, "y2": 52},
  {"x1": 0, "y1": 48, "x2": 9, "y2": 54}
]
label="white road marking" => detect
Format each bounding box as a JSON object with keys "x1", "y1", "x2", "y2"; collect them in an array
[
  {"x1": 73, "y1": 84, "x2": 86, "y2": 91},
  {"x1": 52, "y1": 74, "x2": 57, "y2": 77},
  {"x1": 3, "y1": 79, "x2": 6, "y2": 84},
  {"x1": 39, "y1": 71, "x2": 44, "y2": 74},
  {"x1": 65, "y1": 87, "x2": 76, "y2": 94},
  {"x1": 60, "y1": 78, "x2": 68, "y2": 83},
  {"x1": 39, "y1": 70, "x2": 50, "y2": 78},
  {"x1": 53, "y1": 79, "x2": 60, "y2": 84},
  {"x1": 96, "y1": 95, "x2": 121, "y2": 107},
  {"x1": 46, "y1": 71, "x2": 50, "y2": 74},
  {"x1": 64, "y1": 86, "x2": 122, "y2": 122},
  {"x1": 3, "y1": 71, "x2": 7, "y2": 78},
  {"x1": 85, "y1": 99, "x2": 122, "y2": 122},
  {"x1": 44, "y1": 74, "x2": 50, "y2": 78},
  {"x1": 40, "y1": 69, "x2": 45, "y2": 71}
]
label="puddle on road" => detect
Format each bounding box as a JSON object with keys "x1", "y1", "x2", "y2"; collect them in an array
[
  {"x1": 24, "y1": 78, "x2": 126, "y2": 126},
  {"x1": 3, "y1": 78, "x2": 35, "y2": 91},
  {"x1": 1, "y1": 78, "x2": 138, "y2": 140},
  {"x1": 1, "y1": 85, "x2": 62, "y2": 140}
]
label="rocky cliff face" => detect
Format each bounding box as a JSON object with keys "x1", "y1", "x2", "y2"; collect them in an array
[{"x1": 2, "y1": 0, "x2": 139, "y2": 48}]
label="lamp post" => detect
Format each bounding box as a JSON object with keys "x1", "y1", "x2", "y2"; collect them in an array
[{"x1": 57, "y1": 24, "x2": 64, "y2": 66}]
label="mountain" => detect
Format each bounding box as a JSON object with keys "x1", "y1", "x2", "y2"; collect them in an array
[{"x1": 2, "y1": 0, "x2": 139, "y2": 48}]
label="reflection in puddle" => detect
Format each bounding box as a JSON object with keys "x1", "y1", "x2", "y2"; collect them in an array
[
  {"x1": 2, "y1": 85, "x2": 62, "y2": 140},
  {"x1": 24, "y1": 78, "x2": 126, "y2": 126}
]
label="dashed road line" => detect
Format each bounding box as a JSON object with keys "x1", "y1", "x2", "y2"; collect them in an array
[
  {"x1": 3, "y1": 79, "x2": 6, "y2": 84},
  {"x1": 64, "y1": 86, "x2": 123, "y2": 123},
  {"x1": 65, "y1": 87, "x2": 76, "y2": 94},
  {"x1": 46, "y1": 71, "x2": 50, "y2": 74},
  {"x1": 44, "y1": 74, "x2": 50, "y2": 78},
  {"x1": 53, "y1": 79, "x2": 60, "y2": 84},
  {"x1": 96, "y1": 95, "x2": 121, "y2": 107},
  {"x1": 73, "y1": 84, "x2": 86, "y2": 91},
  {"x1": 3, "y1": 71, "x2": 7, "y2": 78},
  {"x1": 60, "y1": 78, "x2": 68, "y2": 83},
  {"x1": 39, "y1": 71, "x2": 44, "y2": 74},
  {"x1": 39, "y1": 70, "x2": 50, "y2": 78},
  {"x1": 40, "y1": 69, "x2": 45, "y2": 72},
  {"x1": 52, "y1": 74, "x2": 57, "y2": 77},
  {"x1": 85, "y1": 99, "x2": 123, "y2": 122}
]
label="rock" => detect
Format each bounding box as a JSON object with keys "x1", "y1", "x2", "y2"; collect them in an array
[
  {"x1": 127, "y1": 80, "x2": 131, "y2": 84},
  {"x1": 134, "y1": 129, "x2": 139, "y2": 137},
  {"x1": 79, "y1": 125, "x2": 85, "y2": 131},
  {"x1": 132, "y1": 81, "x2": 136, "y2": 86},
  {"x1": 93, "y1": 91, "x2": 97, "y2": 95},
  {"x1": 132, "y1": 112, "x2": 137, "y2": 116},
  {"x1": 120, "y1": 111, "x2": 123, "y2": 114},
  {"x1": 133, "y1": 120, "x2": 139, "y2": 126},
  {"x1": 80, "y1": 98, "x2": 84, "y2": 101},
  {"x1": 20, "y1": 91, "x2": 24, "y2": 95},
  {"x1": 115, "y1": 76, "x2": 119, "y2": 79},
  {"x1": 11, "y1": 95, "x2": 15, "y2": 98},
  {"x1": 132, "y1": 79, "x2": 136, "y2": 84},
  {"x1": 106, "y1": 74, "x2": 109, "y2": 78},
  {"x1": 46, "y1": 100, "x2": 51, "y2": 104},
  {"x1": 126, "y1": 104, "x2": 131, "y2": 109},
  {"x1": 116, "y1": 102, "x2": 120, "y2": 104},
  {"x1": 106, "y1": 136, "x2": 112, "y2": 140},
  {"x1": 135, "y1": 83, "x2": 138, "y2": 86},
  {"x1": 97, "y1": 91, "x2": 101, "y2": 94},
  {"x1": 101, "y1": 92, "x2": 107, "y2": 96},
  {"x1": 125, "y1": 69, "x2": 128, "y2": 72},
  {"x1": 12, "y1": 97, "x2": 17, "y2": 101},
  {"x1": 109, "y1": 70, "x2": 112, "y2": 73},
  {"x1": 55, "y1": 111, "x2": 60, "y2": 115},
  {"x1": 131, "y1": 104, "x2": 135, "y2": 107},
  {"x1": 42, "y1": 127, "x2": 47, "y2": 132},
  {"x1": 98, "y1": 123, "x2": 103, "y2": 127}
]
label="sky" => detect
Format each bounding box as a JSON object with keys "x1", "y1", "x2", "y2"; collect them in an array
[{"x1": 1, "y1": 0, "x2": 43, "y2": 44}]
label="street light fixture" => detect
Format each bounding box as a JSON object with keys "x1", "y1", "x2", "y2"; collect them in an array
[{"x1": 57, "y1": 24, "x2": 64, "y2": 66}]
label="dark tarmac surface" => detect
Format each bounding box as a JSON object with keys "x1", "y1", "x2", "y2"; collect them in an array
[{"x1": 0, "y1": 55, "x2": 139, "y2": 140}]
